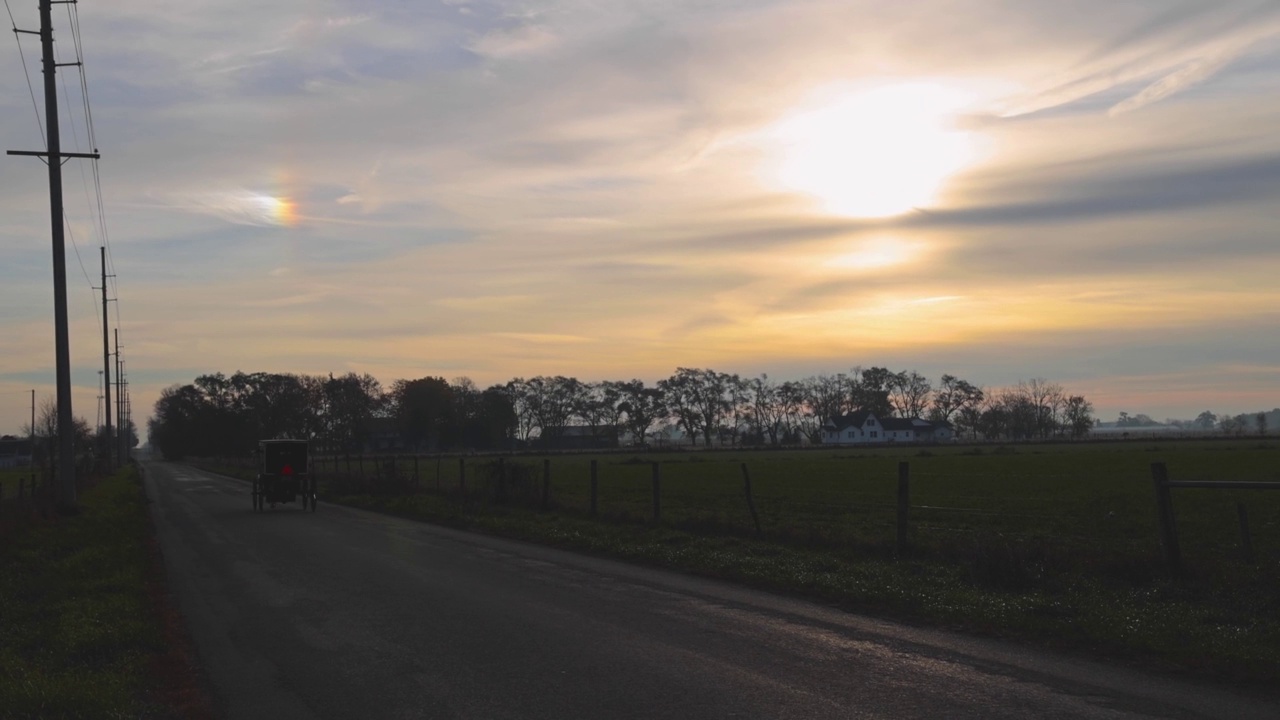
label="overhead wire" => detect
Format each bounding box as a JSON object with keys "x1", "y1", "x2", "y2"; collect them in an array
[
  {"x1": 47, "y1": 6, "x2": 100, "y2": 326},
  {"x1": 4, "y1": 0, "x2": 44, "y2": 146},
  {"x1": 67, "y1": 0, "x2": 121, "y2": 327}
]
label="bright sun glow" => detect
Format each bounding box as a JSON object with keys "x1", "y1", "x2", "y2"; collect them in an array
[
  {"x1": 767, "y1": 82, "x2": 978, "y2": 218},
  {"x1": 822, "y1": 237, "x2": 921, "y2": 271}
]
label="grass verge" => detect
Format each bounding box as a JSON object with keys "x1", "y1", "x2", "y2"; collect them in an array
[{"x1": 0, "y1": 466, "x2": 214, "y2": 719}]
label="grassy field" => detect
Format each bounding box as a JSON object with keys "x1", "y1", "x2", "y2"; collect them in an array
[
  {"x1": 200, "y1": 438, "x2": 1280, "y2": 686},
  {"x1": 0, "y1": 467, "x2": 41, "y2": 501},
  {"x1": 296, "y1": 439, "x2": 1280, "y2": 570},
  {"x1": 0, "y1": 466, "x2": 210, "y2": 719}
]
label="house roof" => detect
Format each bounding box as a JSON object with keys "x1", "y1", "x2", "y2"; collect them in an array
[
  {"x1": 824, "y1": 410, "x2": 875, "y2": 431},
  {"x1": 879, "y1": 417, "x2": 918, "y2": 431}
]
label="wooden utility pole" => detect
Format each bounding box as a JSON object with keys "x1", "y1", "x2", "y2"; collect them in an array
[
  {"x1": 98, "y1": 247, "x2": 112, "y2": 471},
  {"x1": 115, "y1": 330, "x2": 123, "y2": 464},
  {"x1": 7, "y1": 1, "x2": 101, "y2": 511}
]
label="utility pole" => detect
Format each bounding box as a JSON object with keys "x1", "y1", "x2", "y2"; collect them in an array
[
  {"x1": 115, "y1": 330, "x2": 123, "y2": 465},
  {"x1": 98, "y1": 247, "x2": 113, "y2": 471},
  {"x1": 7, "y1": 1, "x2": 100, "y2": 511},
  {"x1": 96, "y1": 370, "x2": 103, "y2": 432},
  {"x1": 124, "y1": 388, "x2": 131, "y2": 462}
]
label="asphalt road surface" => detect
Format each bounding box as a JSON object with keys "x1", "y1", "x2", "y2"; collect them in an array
[{"x1": 144, "y1": 460, "x2": 1279, "y2": 720}]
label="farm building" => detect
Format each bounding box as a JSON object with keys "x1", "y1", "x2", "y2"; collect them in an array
[{"x1": 821, "y1": 412, "x2": 954, "y2": 445}]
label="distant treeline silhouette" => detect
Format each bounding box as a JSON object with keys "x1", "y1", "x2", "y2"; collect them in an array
[{"x1": 147, "y1": 367, "x2": 1097, "y2": 460}]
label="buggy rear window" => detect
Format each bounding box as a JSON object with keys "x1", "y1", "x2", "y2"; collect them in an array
[{"x1": 262, "y1": 442, "x2": 308, "y2": 473}]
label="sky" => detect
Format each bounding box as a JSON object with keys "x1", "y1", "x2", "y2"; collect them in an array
[{"x1": 2, "y1": 0, "x2": 1279, "y2": 437}]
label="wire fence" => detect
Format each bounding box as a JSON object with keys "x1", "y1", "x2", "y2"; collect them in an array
[{"x1": 200, "y1": 447, "x2": 1280, "y2": 581}]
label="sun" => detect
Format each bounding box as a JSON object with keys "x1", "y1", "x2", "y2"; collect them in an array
[{"x1": 765, "y1": 82, "x2": 978, "y2": 218}]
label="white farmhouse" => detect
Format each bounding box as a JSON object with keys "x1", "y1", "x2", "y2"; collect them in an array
[{"x1": 821, "y1": 411, "x2": 954, "y2": 445}]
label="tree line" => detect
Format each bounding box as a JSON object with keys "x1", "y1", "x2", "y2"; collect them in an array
[
  {"x1": 8, "y1": 397, "x2": 141, "y2": 475},
  {"x1": 147, "y1": 367, "x2": 1096, "y2": 460}
]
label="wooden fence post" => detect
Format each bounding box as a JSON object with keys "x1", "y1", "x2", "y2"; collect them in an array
[
  {"x1": 1237, "y1": 502, "x2": 1255, "y2": 563},
  {"x1": 741, "y1": 463, "x2": 762, "y2": 536},
  {"x1": 542, "y1": 458, "x2": 551, "y2": 511},
  {"x1": 590, "y1": 459, "x2": 598, "y2": 518},
  {"x1": 896, "y1": 461, "x2": 910, "y2": 553},
  {"x1": 458, "y1": 457, "x2": 466, "y2": 496},
  {"x1": 435, "y1": 455, "x2": 442, "y2": 492},
  {"x1": 651, "y1": 462, "x2": 661, "y2": 524},
  {"x1": 1150, "y1": 462, "x2": 1181, "y2": 580},
  {"x1": 413, "y1": 455, "x2": 420, "y2": 490}
]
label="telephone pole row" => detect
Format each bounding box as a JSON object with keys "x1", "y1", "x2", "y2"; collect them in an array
[{"x1": 7, "y1": 1, "x2": 101, "y2": 510}]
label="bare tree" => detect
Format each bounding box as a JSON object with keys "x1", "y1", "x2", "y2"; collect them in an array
[
  {"x1": 889, "y1": 370, "x2": 932, "y2": 419},
  {"x1": 1063, "y1": 395, "x2": 1095, "y2": 438}
]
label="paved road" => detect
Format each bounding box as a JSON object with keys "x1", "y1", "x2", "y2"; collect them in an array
[{"x1": 144, "y1": 461, "x2": 1278, "y2": 719}]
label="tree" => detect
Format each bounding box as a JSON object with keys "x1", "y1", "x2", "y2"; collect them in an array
[
  {"x1": 850, "y1": 366, "x2": 895, "y2": 417},
  {"x1": 322, "y1": 372, "x2": 385, "y2": 452},
  {"x1": 1219, "y1": 414, "x2": 1246, "y2": 436},
  {"x1": 1025, "y1": 378, "x2": 1064, "y2": 438},
  {"x1": 804, "y1": 374, "x2": 849, "y2": 429},
  {"x1": 746, "y1": 374, "x2": 785, "y2": 445},
  {"x1": 888, "y1": 370, "x2": 932, "y2": 419},
  {"x1": 30, "y1": 397, "x2": 93, "y2": 470},
  {"x1": 776, "y1": 381, "x2": 810, "y2": 444},
  {"x1": 389, "y1": 377, "x2": 453, "y2": 451},
  {"x1": 1063, "y1": 395, "x2": 1094, "y2": 438},
  {"x1": 930, "y1": 375, "x2": 984, "y2": 433},
  {"x1": 1257, "y1": 411, "x2": 1268, "y2": 437},
  {"x1": 1194, "y1": 411, "x2": 1217, "y2": 431},
  {"x1": 616, "y1": 380, "x2": 668, "y2": 446},
  {"x1": 659, "y1": 368, "x2": 733, "y2": 446}
]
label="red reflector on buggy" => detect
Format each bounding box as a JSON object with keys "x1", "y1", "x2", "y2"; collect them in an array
[{"x1": 281, "y1": 464, "x2": 294, "y2": 476}]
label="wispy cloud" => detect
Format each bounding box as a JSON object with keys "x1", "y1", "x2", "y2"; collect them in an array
[{"x1": 3, "y1": 0, "x2": 1280, "y2": 433}]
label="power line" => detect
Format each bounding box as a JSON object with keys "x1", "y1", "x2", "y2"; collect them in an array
[
  {"x1": 66, "y1": 0, "x2": 120, "y2": 326},
  {"x1": 4, "y1": 0, "x2": 44, "y2": 146}
]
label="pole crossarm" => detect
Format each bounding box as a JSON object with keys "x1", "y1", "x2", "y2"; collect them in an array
[{"x1": 8, "y1": 149, "x2": 100, "y2": 159}]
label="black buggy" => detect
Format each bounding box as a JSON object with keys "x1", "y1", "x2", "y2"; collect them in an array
[{"x1": 253, "y1": 439, "x2": 316, "y2": 512}]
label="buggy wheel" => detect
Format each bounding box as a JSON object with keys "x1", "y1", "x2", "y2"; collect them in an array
[
  {"x1": 310, "y1": 493, "x2": 317, "y2": 512},
  {"x1": 252, "y1": 479, "x2": 260, "y2": 512}
]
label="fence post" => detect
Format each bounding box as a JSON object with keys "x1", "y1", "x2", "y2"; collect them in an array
[
  {"x1": 1150, "y1": 462, "x2": 1181, "y2": 580},
  {"x1": 1237, "y1": 502, "x2": 1255, "y2": 563},
  {"x1": 413, "y1": 455, "x2": 420, "y2": 490},
  {"x1": 18, "y1": 478, "x2": 25, "y2": 500},
  {"x1": 651, "y1": 462, "x2": 661, "y2": 524},
  {"x1": 590, "y1": 459, "x2": 598, "y2": 518},
  {"x1": 741, "y1": 463, "x2": 762, "y2": 536},
  {"x1": 458, "y1": 457, "x2": 466, "y2": 496},
  {"x1": 542, "y1": 458, "x2": 551, "y2": 511},
  {"x1": 896, "y1": 461, "x2": 910, "y2": 553},
  {"x1": 435, "y1": 455, "x2": 442, "y2": 492}
]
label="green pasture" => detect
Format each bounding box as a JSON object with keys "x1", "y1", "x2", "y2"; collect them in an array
[{"x1": 307, "y1": 439, "x2": 1280, "y2": 577}]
